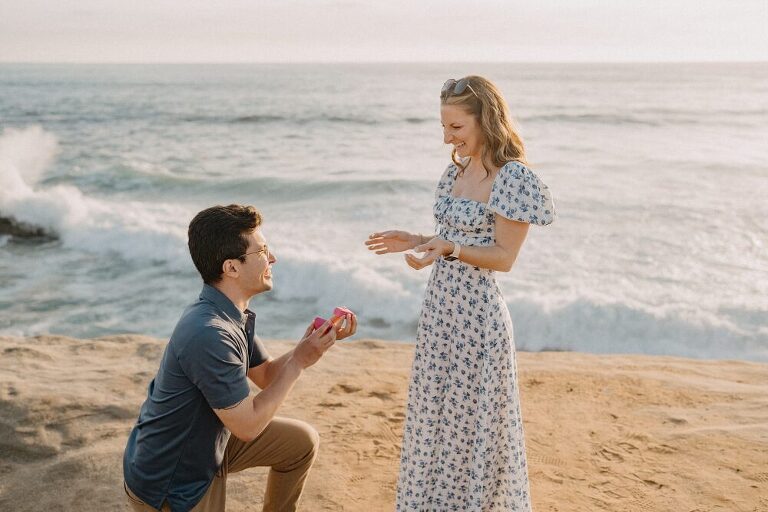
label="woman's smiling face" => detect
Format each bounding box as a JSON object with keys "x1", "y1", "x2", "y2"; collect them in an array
[{"x1": 441, "y1": 104, "x2": 483, "y2": 159}]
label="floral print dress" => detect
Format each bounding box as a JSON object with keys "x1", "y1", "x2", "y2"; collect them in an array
[{"x1": 396, "y1": 161, "x2": 555, "y2": 511}]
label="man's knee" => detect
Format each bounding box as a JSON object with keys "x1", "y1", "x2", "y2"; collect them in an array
[
  {"x1": 296, "y1": 421, "x2": 320, "y2": 459},
  {"x1": 275, "y1": 420, "x2": 319, "y2": 473}
]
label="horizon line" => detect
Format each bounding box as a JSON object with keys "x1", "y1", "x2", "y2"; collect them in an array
[{"x1": 1, "y1": 59, "x2": 767, "y2": 65}]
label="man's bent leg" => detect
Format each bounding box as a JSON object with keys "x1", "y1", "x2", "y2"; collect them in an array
[
  {"x1": 226, "y1": 417, "x2": 319, "y2": 512},
  {"x1": 125, "y1": 479, "x2": 222, "y2": 512},
  {"x1": 189, "y1": 473, "x2": 226, "y2": 512},
  {"x1": 124, "y1": 482, "x2": 172, "y2": 512}
]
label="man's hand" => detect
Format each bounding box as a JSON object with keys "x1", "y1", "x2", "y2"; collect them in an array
[
  {"x1": 292, "y1": 321, "x2": 337, "y2": 369},
  {"x1": 334, "y1": 312, "x2": 358, "y2": 341}
]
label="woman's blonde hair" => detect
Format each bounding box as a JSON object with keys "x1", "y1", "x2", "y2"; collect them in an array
[{"x1": 441, "y1": 75, "x2": 527, "y2": 175}]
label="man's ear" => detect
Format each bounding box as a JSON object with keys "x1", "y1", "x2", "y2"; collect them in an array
[{"x1": 221, "y1": 259, "x2": 240, "y2": 279}]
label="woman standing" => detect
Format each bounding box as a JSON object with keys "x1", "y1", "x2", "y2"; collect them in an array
[{"x1": 365, "y1": 76, "x2": 555, "y2": 511}]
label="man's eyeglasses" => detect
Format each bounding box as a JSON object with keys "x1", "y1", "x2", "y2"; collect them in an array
[
  {"x1": 441, "y1": 78, "x2": 478, "y2": 100},
  {"x1": 237, "y1": 244, "x2": 270, "y2": 260}
]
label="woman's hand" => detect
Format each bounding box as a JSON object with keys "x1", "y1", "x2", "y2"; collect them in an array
[
  {"x1": 404, "y1": 237, "x2": 453, "y2": 270},
  {"x1": 365, "y1": 230, "x2": 421, "y2": 254}
]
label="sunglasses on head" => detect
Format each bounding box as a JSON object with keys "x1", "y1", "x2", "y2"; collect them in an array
[{"x1": 440, "y1": 78, "x2": 478, "y2": 99}]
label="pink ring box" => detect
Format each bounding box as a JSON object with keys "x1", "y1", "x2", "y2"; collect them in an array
[{"x1": 313, "y1": 307, "x2": 354, "y2": 331}]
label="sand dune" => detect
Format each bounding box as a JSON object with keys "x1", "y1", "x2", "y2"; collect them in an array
[{"x1": 0, "y1": 335, "x2": 766, "y2": 511}]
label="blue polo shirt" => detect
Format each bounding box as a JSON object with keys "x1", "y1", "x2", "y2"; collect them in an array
[{"x1": 123, "y1": 284, "x2": 269, "y2": 511}]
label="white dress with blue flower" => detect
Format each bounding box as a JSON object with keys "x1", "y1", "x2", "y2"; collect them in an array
[{"x1": 396, "y1": 161, "x2": 555, "y2": 511}]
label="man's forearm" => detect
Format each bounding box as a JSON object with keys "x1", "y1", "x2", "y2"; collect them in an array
[
  {"x1": 263, "y1": 349, "x2": 296, "y2": 387},
  {"x1": 244, "y1": 357, "x2": 303, "y2": 440}
]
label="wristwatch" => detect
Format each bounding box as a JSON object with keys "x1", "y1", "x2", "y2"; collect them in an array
[{"x1": 444, "y1": 242, "x2": 461, "y2": 261}]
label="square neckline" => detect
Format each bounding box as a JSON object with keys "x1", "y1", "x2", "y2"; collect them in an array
[{"x1": 446, "y1": 162, "x2": 509, "y2": 207}]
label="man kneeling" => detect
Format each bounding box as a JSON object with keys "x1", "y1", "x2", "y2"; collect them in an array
[{"x1": 123, "y1": 204, "x2": 356, "y2": 511}]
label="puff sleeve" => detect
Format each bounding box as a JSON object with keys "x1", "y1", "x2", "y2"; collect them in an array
[
  {"x1": 488, "y1": 161, "x2": 555, "y2": 225},
  {"x1": 434, "y1": 163, "x2": 458, "y2": 200}
]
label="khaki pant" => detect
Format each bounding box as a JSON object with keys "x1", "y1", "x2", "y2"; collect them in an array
[{"x1": 125, "y1": 417, "x2": 319, "y2": 512}]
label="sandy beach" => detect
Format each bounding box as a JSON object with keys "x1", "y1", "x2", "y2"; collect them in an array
[{"x1": 0, "y1": 334, "x2": 766, "y2": 511}]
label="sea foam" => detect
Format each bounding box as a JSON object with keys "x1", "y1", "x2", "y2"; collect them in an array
[{"x1": 0, "y1": 126, "x2": 189, "y2": 267}]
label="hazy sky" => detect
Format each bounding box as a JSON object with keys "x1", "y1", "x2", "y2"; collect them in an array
[{"x1": 1, "y1": 0, "x2": 766, "y2": 63}]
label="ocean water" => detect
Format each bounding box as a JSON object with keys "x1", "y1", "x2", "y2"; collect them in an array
[{"x1": 0, "y1": 63, "x2": 766, "y2": 362}]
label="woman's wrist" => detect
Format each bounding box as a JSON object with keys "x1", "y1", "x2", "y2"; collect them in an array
[{"x1": 443, "y1": 240, "x2": 462, "y2": 260}]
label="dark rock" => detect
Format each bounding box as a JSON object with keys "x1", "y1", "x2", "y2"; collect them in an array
[{"x1": 0, "y1": 216, "x2": 57, "y2": 241}]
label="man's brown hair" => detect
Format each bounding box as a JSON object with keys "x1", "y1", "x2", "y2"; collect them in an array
[{"x1": 188, "y1": 204, "x2": 262, "y2": 284}]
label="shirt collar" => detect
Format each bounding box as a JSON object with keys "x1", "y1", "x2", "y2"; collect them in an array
[{"x1": 200, "y1": 284, "x2": 255, "y2": 327}]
